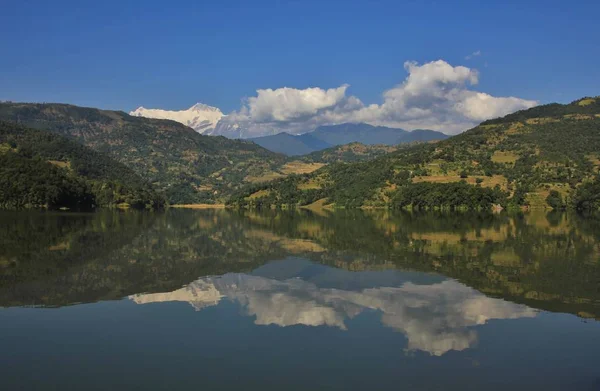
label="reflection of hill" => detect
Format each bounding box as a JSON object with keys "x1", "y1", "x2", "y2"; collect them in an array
[
  {"x1": 131, "y1": 261, "x2": 536, "y2": 356},
  {"x1": 1, "y1": 209, "x2": 599, "y2": 320}
]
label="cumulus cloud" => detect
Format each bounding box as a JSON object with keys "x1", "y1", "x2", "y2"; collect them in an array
[
  {"x1": 213, "y1": 86, "x2": 361, "y2": 138},
  {"x1": 210, "y1": 59, "x2": 538, "y2": 137},
  {"x1": 346, "y1": 60, "x2": 538, "y2": 133},
  {"x1": 247, "y1": 85, "x2": 349, "y2": 122}
]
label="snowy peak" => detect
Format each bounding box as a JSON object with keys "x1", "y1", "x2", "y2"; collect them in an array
[
  {"x1": 190, "y1": 102, "x2": 221, "y2": 112},
  {"x1": 129, "y1": 103, "x2": 224, "y2": 133}
]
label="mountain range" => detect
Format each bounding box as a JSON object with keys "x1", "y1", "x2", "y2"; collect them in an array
[
  {"x1": 1, "y1": 96, "x2": 599, "y2": 210},
  {"x1": 249, "y1": 123, "x2": 448, "y2": 155}
]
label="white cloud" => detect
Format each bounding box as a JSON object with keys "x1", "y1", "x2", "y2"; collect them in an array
[
  {"x1": 247, "y1": 85, "x2": 349, "y2": 122},
  {"x1": 465, "y1": 50, "x2": 482, "y2": 60},
  {"x1": 212, "y1": 85, "x2": 361, "y2": 138},
  {"x1": 456, "y1": 92, "x2": 537, "y2": 121},
  {"x1": 186, "y1": 59, "x2": 539, "y2": 137}
]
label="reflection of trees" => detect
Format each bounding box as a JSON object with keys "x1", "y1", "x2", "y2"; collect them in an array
[
  {"x1": 1, "y1": 209, "x2": 599, "y2": 319},
  {"x1": 0, "y1": 211, "x2": 153, "y2": 306},
  {"x1": 0, "y1": 210, "x2": 291, "y2": 307}
]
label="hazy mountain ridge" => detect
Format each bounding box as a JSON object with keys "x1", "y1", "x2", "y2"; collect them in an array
[{"x1": 250, "y1": 123, "x2": 448, "y2": 156}]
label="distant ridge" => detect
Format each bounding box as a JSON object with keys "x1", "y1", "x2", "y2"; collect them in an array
[{"x1": 249, "y1": 123, "x2": 448, "y2": 155}]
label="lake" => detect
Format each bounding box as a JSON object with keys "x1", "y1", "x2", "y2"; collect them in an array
[{"x1": 1, "y1": 209, "x2": 599, "y2": 390}]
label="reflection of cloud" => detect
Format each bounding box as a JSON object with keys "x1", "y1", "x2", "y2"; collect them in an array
[{"x1": 130, "y1": 274, "x2": 536, "y2": 356}]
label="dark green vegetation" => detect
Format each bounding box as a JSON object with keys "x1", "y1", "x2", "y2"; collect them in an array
[
  {"x1": 392, "y1": 181, "x2": 507, "y2": 210},
  {"x1": 249, "y1": 123, "x2": 448, "y2": 155},
  {"x1": 572, "y1": 175, "x2": 600, "y2": 211},
  {"x1": 1, "y1": 209, "x2": 598, "y2": 320},
  {"x1": 0, "y1": 102, "x2": 286, "y2": 204},
  {"x1": 231, "y1": 97, "x2": 600, "y2": 210},
  {"x1": 0, "y1": 121, "x2": 163, "y2": 209}
]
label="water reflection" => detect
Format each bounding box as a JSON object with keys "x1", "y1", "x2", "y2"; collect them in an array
[
  {"x1": 131, "y1": 258, "x2": 536, "y2": 356},
  {"x1": 1, "y1": 209, "x2": 599, "y2": 320},
  {"x1": 2, "y1": 209, "x2": 600, "y2": 391}
]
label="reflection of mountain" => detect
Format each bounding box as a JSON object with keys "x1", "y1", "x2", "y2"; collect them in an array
[
  {"x1": 130, "y1": 280, "x2": 223, "y2": 311},
  {"x1": 130, "y1": 259, "x2": 536, "y2": 356}
]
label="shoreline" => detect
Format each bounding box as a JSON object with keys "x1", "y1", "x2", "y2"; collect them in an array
[{"x1": 169, "y1": 204, "x2": 227, "y2": 209}]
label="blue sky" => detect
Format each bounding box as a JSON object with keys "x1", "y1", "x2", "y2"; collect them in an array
[{"x1": 1, "y1": 0, "x2": 599, "y2": 134}]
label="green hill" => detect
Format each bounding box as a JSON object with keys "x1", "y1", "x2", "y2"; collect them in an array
[
  {"x1": 0, "y1": 121, "x2": 164, "y2": 209},
  {"x1": 229, "y1": 97, "x2": 600, "y2": 210},
  {"x1": 0, "y1": 102, "x2": 286, "y2": 204}
]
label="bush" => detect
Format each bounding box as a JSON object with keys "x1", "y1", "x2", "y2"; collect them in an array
[{"x1": 545, "y1": 190, "x2": 565, "y2": 209}]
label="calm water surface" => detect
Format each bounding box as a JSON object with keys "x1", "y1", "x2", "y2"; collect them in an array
[{"x1": 1, "y1": 209, "x2": 599, "y2": 390}]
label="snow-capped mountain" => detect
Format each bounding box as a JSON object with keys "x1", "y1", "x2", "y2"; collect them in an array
[{"x1": 129, "y1": 103, "x2": 224, "y2": 133}]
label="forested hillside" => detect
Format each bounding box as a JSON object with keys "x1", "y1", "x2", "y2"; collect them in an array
[
  {"x1": 0, "y1": 102, "x2": 286, "y2": 204},
  {"x1": 229, "y1": 97, "x2": 600, "y2": 210},
  {"x1": 0, "y1": 121, "x2": 164, "y2": 209}
]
